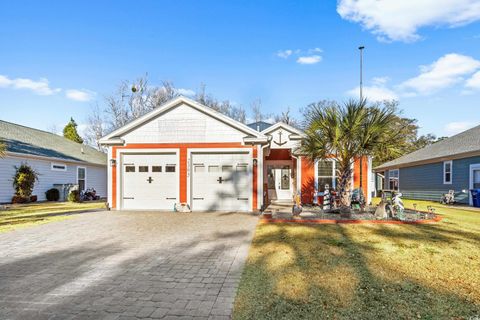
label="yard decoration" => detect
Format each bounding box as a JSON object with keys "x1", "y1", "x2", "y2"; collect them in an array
[
  {"x1": 292, "y1": 193, "x2": 302, "y2": 216},
  {"x1": 301, "y1": 99, "x2": 399, "y2": 210},
  {"x1": 174, "y1": 202, "x2": 191, "y2": 212},
  {"x1": 12, "y1": 163, "x2": 39, "y2": 203}
]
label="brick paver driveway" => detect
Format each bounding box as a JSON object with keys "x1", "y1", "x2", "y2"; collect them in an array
[{"x1": 0, "y1": 211, "x2": 259, "y2": 320}]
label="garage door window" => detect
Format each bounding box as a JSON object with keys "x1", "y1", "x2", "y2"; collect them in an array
[
  {"x1": 139, "y1": 166, "x2": 149, "y2": 172},
  {"x1": 237, "y1": 165, "x2": 248, "y2": 172},
  {"x1": 194, "y1": 165, "x2": 205, "y2": 172},
  {"x1": 208, "y1": 165, "x2": 219, "y2": 172},
  {"x1": 152, "y1": 166, "x2": 162, "y2": 172},
  {"x1": 222, "y1": 165, "x2": 233, "y2": 172},
  {"x1": 125, "y1": 166, "x2": 135, "y2": 172},
  {"x1": 166, "y1": 165, "x2": 176, "y2": 172}
]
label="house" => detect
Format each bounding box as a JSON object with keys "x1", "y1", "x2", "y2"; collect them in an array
[
  {"x1": 0, "y1": 120, "x2": 107, "y2": 203},
  {"x1": 99, "y1": 96, "x2": 371, "y2": 211},
  {"x1": 375, "y1": 124, "x2": 480, "y2": 205}
]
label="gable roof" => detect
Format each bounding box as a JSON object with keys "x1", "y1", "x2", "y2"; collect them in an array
[
  {"x1": 375, "y1": 124, "x2": 480, "y2": 170},
  {"x1": 261, "y1": 122, "x2": 306, "y2": 139},
  {"x1": 0, "y1": 120, "x2": 107, "y2": 166},
  {"x1": 100, "y1": 96, "x2": 268, "y2": 145}
]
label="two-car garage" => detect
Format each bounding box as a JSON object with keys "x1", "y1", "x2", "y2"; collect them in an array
[{"x1": 120, "y1": 151, "x2": 252, "y2": 211}]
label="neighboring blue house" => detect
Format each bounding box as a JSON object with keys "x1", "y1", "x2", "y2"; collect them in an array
[{"x1": 375, "y1": 124, "x2": 480, "y2": 205}]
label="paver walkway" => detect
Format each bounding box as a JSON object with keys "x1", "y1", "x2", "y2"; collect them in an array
[{"x1": 0, "y1": 210, "x2": 258, "y2": 320}]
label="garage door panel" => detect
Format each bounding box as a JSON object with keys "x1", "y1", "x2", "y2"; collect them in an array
[
  {"x1": 191, "y1": 152, "x2": 251, "y2": 211},
  {"x1": 122, "y1": 153, "x2": 178, "y2": 210}
]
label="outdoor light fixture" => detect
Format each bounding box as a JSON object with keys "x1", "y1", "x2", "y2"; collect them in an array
[
  {"x1": 110, "y1": 159, "x2": 116, "y2": 167},
  {"x1": 253, "y1": 159, "x2": 258, "y2": 166}
]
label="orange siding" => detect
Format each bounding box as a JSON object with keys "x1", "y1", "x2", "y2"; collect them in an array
[
  {"x1": 353, "y1": 156, "x2": 369, "y2": 196},
  {"x1": 301, "y1": 156, "x2": 315, "y2": 204},
  {"x1": 111, "y1": 143, "x2": 257, "y2": 210}
]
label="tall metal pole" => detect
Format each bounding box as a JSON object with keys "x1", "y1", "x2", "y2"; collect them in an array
[{"x1": 358, "y1": 46, "x2": 365, "y2": 197}]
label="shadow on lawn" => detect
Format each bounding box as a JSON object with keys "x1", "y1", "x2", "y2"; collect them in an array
[
  {"x1": 0, "y1": 227, "x2": 252, "y2": 319},
  {"x1": 234, "y1": 222, "x2": 480, "y2": 320}
]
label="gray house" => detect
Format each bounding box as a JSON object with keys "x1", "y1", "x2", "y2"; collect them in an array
[
  {"x1": 375, "y1": 124, "x2": 480, "y2": 205},
  {"x1": 0, "y1": 120, "x2": 107, "y2": 203}
]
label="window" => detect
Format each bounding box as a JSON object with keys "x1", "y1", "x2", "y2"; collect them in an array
[
  {"x1": 165, "y1": 165, "x2": 176, "y2": 172},
  {"x1": 152, "y1": 166, "x2": 162, "y2": 172},
  {"x1": 443, "y1": 161, "x2": 452, "y2": 184},
  {"x1": 280, "y1": 167, "x2": 290, "y2": 190},
  {"x1": 236, "y1": 165, "x2": 248, "y2": 172},
  {"x1": 222, "y1": 165, "x2": 233, "y2": 172},
  {"x1": 267, "y1": 166, "x2": 275, "y2": 189},
  {"x1": 125, "y1": 166, "x2": 135, "y2": 172},
  {"x1": 51, "y1": 163, "x2": 66, "y2": 171},
  {"x1": 77, "y1": 167, "x2": 86, "y2": 192},
  {"x1": 208, "y1": 165, "x2": 219, "y2": 172},
  {"x1": 388, "y1": 169, "x2": 399, "y2": 191},
  {"x1": 194, "y1": 165, "x2": 205, "y2": 173},
  {"x1": 139, "y1": 166, "x2": 149, "y2": 172},
  {"x1": 317, "y1": 160, "x2": 336, "y2": 192}
]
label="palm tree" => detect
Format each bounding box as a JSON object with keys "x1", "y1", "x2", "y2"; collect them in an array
[{"x1": 300, "y1": 99, "x2": 400, "y2": 208}]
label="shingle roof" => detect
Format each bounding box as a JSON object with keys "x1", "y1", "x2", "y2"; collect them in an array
[
  {"x1": 247, "y1": 121, "x2": 273, "y2": 132},
  {"x1": 0, "y1": 120, "x2": 106, "y2": 166},
  {"x1": 375, "y1": 124, "x2": 480, "y2": 170}
]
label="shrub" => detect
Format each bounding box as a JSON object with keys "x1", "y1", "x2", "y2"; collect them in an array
[
  {"x1": 45, "y1": 188, "x2": 60, "y2": 201},
  {"x1": 11, "y1": 195, "x2": 29, "y2": 204},
  {"x1": 67, "y1": 190, "x2": 80, "y2": 202},
  {"x1": 30, "y1": 195, "x2": 37, "y2": 202},
  {"x1": 12, "y1": 163, "x2": 39, "y2": 198}
]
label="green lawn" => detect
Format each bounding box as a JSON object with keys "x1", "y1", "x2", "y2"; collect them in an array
[
  {"x1": 234, "y1": 199, "x2": 480, "y2": 319},
  {"x1": 0, "y1": 201, "x2": 106, "y2": 233}
]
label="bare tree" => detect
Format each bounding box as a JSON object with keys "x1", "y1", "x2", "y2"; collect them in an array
[
  {"x1": 47, "y1": 124, "x2": 60, "y2": 135},
  {"x1": 274, "y1": 107, "x2": 301, "y2": 129},
  {"x1": 194, "y1": 84, "x2": 247, "y2": 124},
  {"x1": 84, "y1": 104, "x2": 106, "y2": 151},
  {"x1": 250, "y1": 98, "x2": 273, "y2": 123}
]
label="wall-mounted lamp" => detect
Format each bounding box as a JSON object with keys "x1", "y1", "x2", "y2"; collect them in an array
[
  {"x1": 110, "y1": 159, "x2": 117, "y2": 167},
  {"x1": 253, "y1": 158, "x2": 258, "y2": 166}
]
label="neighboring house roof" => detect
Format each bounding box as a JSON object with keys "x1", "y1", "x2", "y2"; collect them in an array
[
  {"x1": 247, "y1": 121, "x2": 273, "y2": 132},
  {"x1": 100, "y1": 96, "x2": 269, "y2": 145},
  {"x1": 0, "y1": 120, "x2": 107, "y2": 166},
  {"x1": 375, "y1": 124, "x2": 480, "y2": 171}
]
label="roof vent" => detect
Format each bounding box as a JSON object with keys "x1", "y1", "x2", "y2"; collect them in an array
[{"x1": 81, "y1": 147, "x2": 85, "y2": 154}]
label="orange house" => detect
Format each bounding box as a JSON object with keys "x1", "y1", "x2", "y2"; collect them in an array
[{"x1": 99, "y1": 96, "x2": 372, "y2": 211}]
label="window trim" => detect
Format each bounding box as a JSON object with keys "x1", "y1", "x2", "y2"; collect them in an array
[
  {"x1": 443, "y1": 160, "x2": 453, "y2": 184},
  {"x1": 388, "y1": 169, "x2": 400, "y2": 191},
  {"x1": 51, "y1": 162, "x2": 67, "y2": 172},
  {"x1": 77, "y1": 166, "x2": 87, "y2": 192},
  {"x1": 315, "y1": 159, "x2": 336, "y2": 192}
]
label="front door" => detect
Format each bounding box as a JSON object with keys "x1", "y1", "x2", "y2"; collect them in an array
[{"x1": 267, "y1": 165, "x2": 292, "y2": 201}]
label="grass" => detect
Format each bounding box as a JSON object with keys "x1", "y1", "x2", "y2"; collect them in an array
[
  {"x1": 0, "y1": 201, "x2": 106, "y2": 233},
  {"x1": 234, "y1": 199, "x2": 480, "y2": 319}
]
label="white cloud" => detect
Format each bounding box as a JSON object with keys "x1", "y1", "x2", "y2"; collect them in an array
[
  {"x1": 176, "y1": 88, "x2": 195, "y2": 96},
  {"x1": 337, "y1": 0, "x2": 480, "y2": 42},
  {"x1": 465, "y1": 70, "x2": 480, "y2": 89},
  {"x1": 296, "y1": 55, "x2": 322, "y2": 65},
  {"x1": 277, "y1": 49, "x2": 293, "y2": 59},
  {"x1": 347, "y1": 85, "x2": 398, "y2": 102},
  {"x1": 65, "y1": 89, "x2": 96, "y2": 102},
  {"x1": 308, "y1": 47, "x2": 323, "y2": 54},
  {"x1": 398, "y1": 53, "x2": 480, "y2": 95},
  {"x1": 0, "y1": 75, "x2": 61, "y2": 95},
  {"x1": 444, "y1": 121, "x2": 476, "y2": 135}
]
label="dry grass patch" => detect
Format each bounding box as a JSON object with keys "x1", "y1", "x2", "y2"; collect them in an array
[
  {"x1": 0, "y1": 201, "x2": 105, "y2": 233},
  {"x1": 234, "y1": 199, "x2": 480, "y2": 319}
]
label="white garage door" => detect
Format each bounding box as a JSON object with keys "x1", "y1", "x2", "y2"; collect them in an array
[
  {"x1": 122, "y1": 153, "x2": 178, "y2": 210},
  {"x1": 191, "y1": 152, "x2": 251, "y2": 211}
]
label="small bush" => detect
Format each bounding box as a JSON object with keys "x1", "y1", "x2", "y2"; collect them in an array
[
  {"x1": 12, "y1": 163, "x2": 39, "y2": 198},
  {"x1": 45, "y1": 188, "x2": 60, "y2": 201},
  {"x1": 67, "y1": 190, "x2": 80, "y2": 202},
  {"x1": 30, "y1": 195, "x2": 37, "y2": 202},
  {"x1": 12, "y1": 195, "x2": 29, "y2": 204}
]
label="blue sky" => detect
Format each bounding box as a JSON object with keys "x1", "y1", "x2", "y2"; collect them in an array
[{"x1": 1, "y1": 0, "x2": 480, "y2": 137}]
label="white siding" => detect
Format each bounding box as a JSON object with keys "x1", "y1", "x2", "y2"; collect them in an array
[
  {"x1": 122, "y1": 103, "x2": 246, "y2": 143},
  {"x1": 0, "y1": 155, "x2": 106, "y2": 203},
  {"x1": 267, "y1": 127, "x2": 301, "y2": 150}
]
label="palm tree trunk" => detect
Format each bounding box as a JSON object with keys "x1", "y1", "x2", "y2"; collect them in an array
[{"x1": 337, "y1": 162, "x2": 353, "y2": 208}]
